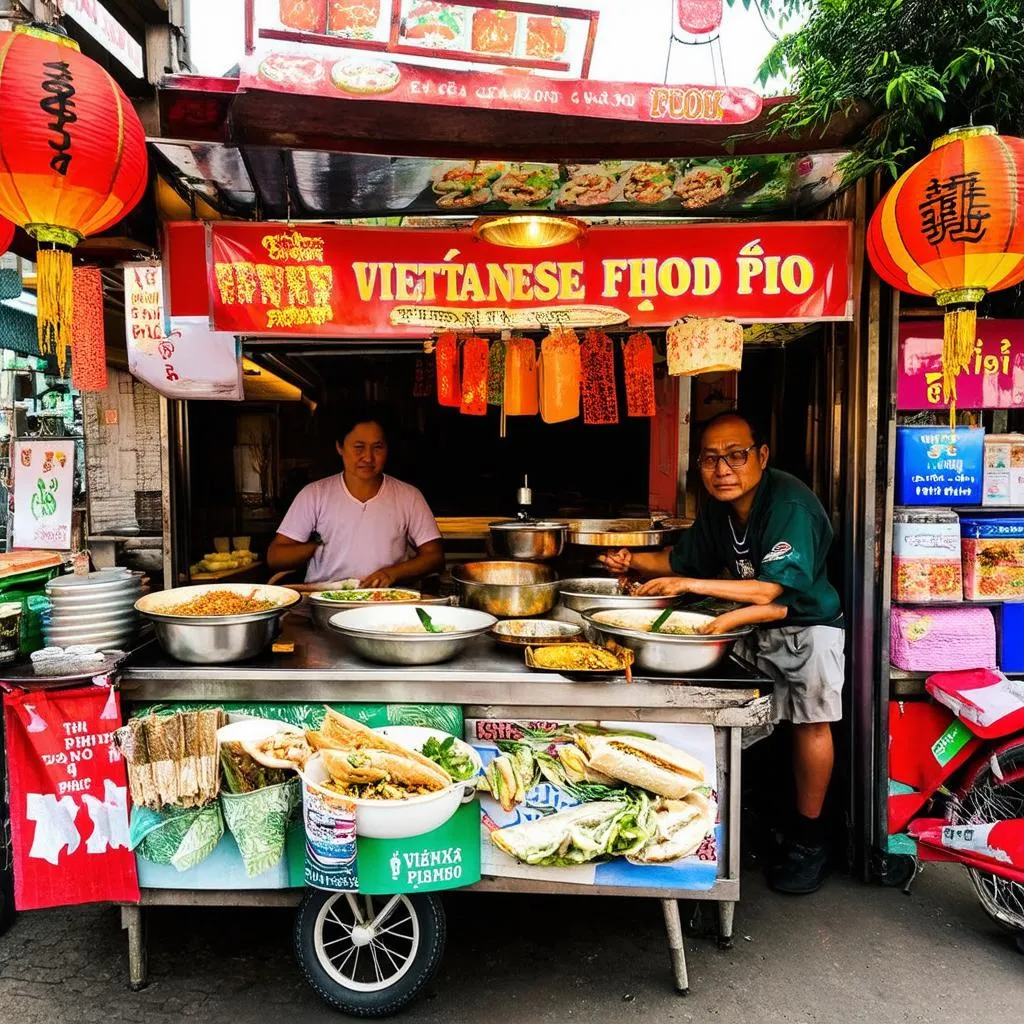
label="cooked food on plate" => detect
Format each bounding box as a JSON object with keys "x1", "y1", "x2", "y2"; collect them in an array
[
  {"x1": 491, "y1": 796, "x2": 654, "y2": 866},
  {"x1": 379, "y1": 623, "x2": 456, "y2": 634},
  {"x1": 307, "y1": 708, "x2": 472, "y2": 801},
  {"x1": 433, "y1": 162, "x2": 503, "y2": 194},
  {"x1": 673, "y1": 166, "x2": 729, "y2": 209},
  {"x1": 529, "y1": 643, "x2": 625, "y2": 671},
  {"x1": 492, "y1": 167, "x2": 557, "y2": 206},
  {"x1": 602, "y1": 612, "x2": 702, "y2": 635},
  {"x1": 330, "y1": 57, "x2": 401, "y2": 95},
  {"x1": 621, "y1": 162, "x2": 674, "y2": 204},
  {"x1": 163, "y1": 591, "x2": 279, "y2": 616},
  {"x1": 258, "y1": 54, "x2": 327, "y2": 88},
  {"x1": 556, "y1": 172, "x2": 616, "y2": 208},
  {"x1": 575, "y1": 733, "x2": 705, "y2": 799},
  {"x1": 436, "y1": 187, "x2": 491, "y2": 209},
  {"x1": 403, "y1": 2, "x2": 465, "y2": 47},
  {"x1": 317, "y1": 588, "x2": 418, "y2": 602}
]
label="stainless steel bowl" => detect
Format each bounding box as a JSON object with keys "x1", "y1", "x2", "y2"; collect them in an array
[
  {"x1": 582, "y1": 608, "x2": 752, "y2": 676},
  {"x1": 487, "y1": 521, "x2": 567, "y2": 561},
  {"x1": 451, "y1": 561, "x2": 560, "y2": 618},
  {"x1": 566, "y1": 519, "x2": 686, "y2": 548},
  {"x1": 135, "y1": 584, "x2": 299, "y2": 664},
  {"x1": 328, "y1": 604, "x2": 496, "y2": 666},
  {"x1": 490, "y1": 618, "x2": 582, "y2": 649},
  {"x1": 554, "y1": 578, "x2": 676, "y2": 638},
  {"x1": 307, "y1": 590, "x2": 447, "y2": 630}
]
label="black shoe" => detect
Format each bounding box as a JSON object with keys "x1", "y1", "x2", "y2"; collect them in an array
[{"x1": 765, "y1": 841, "x2": 828, "y2": 895}]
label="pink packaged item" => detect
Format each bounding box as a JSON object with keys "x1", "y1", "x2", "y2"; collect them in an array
[{"x1": 890, "y1": 606, "x2": 996, "y2": 672}]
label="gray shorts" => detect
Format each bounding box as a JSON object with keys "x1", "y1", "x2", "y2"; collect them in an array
[{"x1": 734, "y1": 625, "x2": 845, "y2": 725}]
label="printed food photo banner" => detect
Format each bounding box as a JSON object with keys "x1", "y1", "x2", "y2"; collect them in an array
[
  {"x1": 12, "y1": 441, "x2": 74, "y2": 550},
  {"x1": 164, "y1": 221, "x2": 853, "y2": 336},
  {"x1": 467, "y1": 719, "x2": 721, "y2": 891}
]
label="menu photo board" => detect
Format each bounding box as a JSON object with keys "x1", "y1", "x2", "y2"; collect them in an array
[
  {"x1": 12, "y1": 441, "x2": 75, "y2": 550},
  {"x1": 895, "y1": 426, "x2": 984, "y2": 506}
]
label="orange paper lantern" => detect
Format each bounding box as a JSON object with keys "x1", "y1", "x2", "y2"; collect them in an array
[
  {"x1": 0, "y1": 24, "x2": 148, "y2": 372},
  {"x1": 867, "y1": 125, "x2": 1024, "y2": 419},
  {"x1": 0, "y1": 215, "x2": 13, "y2": 255},
  {"x1": 70, "y1": 266, "x2": 106, "y2": 391}
]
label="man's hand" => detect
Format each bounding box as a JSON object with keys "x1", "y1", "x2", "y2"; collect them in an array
[
  {"x1": 638, "y1": 577, "x2": 692, "y2": 597},
  {"x1": 700, "y1": 614, "x2": 739, "y2": 636},
  {"x1": 598, "y1": 548, "x2": 632, "y2": 575},
  {"x1": 359, "y1": 567, "x2": 397, "y2": 589}
]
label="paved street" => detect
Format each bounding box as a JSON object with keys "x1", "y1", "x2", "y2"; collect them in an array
[{"x1": 1, "y1": 863, "x2": 1022, "y2": 1023}]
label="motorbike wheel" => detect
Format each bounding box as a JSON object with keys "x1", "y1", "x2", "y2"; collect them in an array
[
  {"x1": 949, "y1": 737, "x2": 1024, "y2": 933},
  {"x1": 294, "y1": 890, "x2": 445, "y2": 1019}
]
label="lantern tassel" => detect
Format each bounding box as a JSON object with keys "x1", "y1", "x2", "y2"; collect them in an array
[{"x1": 36, "y1": 243, "x2": 74, "y2": 377}]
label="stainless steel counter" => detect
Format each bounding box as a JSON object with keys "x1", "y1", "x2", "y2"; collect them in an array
[{"x1": 120, "y1": 615, "x2": 773, "y2": 727}]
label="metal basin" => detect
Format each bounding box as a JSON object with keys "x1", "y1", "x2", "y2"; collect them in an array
[
  {"x1": 451, "y1": 561, "x2": 560, "y2": 618},
  {"x1": 135, "y1": 584, "x2": 299, "y2": 664},
  {"x1": 490, "y1": 618, "x2": 582, "y2": 649},
  {"x1": 583, "y1": 608, "x2": 752, "y2": 676},
  {"x1": 554, "y1": 578, "x2": 676, "y2": 637},
  {"x1": 487, "y1": 521, "x2": 567, "y2": 561},
  {"x1": 328, "y1": 604, "x2": 496, "y2": 666}
]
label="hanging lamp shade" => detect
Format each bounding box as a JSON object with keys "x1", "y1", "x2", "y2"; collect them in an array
[
  {"x1": 666, "y1": 317, "x2": 742, "y2": 376},
  {"x1": 867, "y1": 125, "x2": 1024, "y2": 421},
  {"x1": 0, "y1": 24, "x2": 148, "y2": 373},
  {"x1": 0, "y1": 215, "x2": 13, "y2": 255}
]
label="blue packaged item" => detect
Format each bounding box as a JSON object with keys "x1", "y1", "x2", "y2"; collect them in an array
[
  {"x1": 895, "y1": 426, "x2": 983, "y2": 505},
  {"x1": 1002, "y1": 604, "x2": 1024, "y2": 674}
]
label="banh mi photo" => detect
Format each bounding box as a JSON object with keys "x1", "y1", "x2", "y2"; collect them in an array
[
  {"x1": 321, "y1": 749, "x2": 448, "y2": 792},
  {"x1": 576, "y1": 735, "x2": 705, "y2": 800}
]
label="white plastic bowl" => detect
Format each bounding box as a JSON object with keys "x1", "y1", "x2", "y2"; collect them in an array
[{"x1": 302, "y1": 726, "x2": 481, "y2": 839}]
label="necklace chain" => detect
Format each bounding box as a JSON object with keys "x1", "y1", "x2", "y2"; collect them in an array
[{"x1": 728, "y1": 515, "x2": 749, "y2": 548}]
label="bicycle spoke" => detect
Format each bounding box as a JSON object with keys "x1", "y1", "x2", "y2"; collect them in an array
[
  {"x1": 371, "y1": 937, "x2": 403, "y2": 975},
  {"x1": 368, "y1": 940, "x2": 384, "y2": 983},
  {"x1": 345, "y1": 893, "x2": 366, "y2": 924},
  {"x1": 370, "y1": 894, "x2": 403, "y2": 930}
]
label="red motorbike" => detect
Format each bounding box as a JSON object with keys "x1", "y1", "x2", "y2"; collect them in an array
[{"x1": 888, "y1": 667, "x2": 1024, "y2": 949}]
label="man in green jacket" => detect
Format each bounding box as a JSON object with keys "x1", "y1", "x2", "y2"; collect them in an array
[{"x1": 600, "y1": 412, "x2": 844, "y2": 895}]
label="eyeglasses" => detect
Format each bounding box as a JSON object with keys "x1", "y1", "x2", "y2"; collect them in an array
[{"x1": 697, "y1": 445, "x2": 759, "y2": 472}]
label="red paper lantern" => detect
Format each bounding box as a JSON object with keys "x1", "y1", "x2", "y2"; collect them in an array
[
  {"x1": 0, "y1": 25, "x2": 148, "y2": 373},
  {"x1": 0, "y1": 216, "x2": 13, "y2": 255},
  {"x1": 70, "y1": 267, "x2": 107, "y2": 392},
  {"x1": 867, "y1": 125, "x2": 1024, "y2": 419}
]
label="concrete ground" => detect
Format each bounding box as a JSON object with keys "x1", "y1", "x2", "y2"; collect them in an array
[{"x1": 0, "y1": 864, "x2": 1022, "y2": 1023}]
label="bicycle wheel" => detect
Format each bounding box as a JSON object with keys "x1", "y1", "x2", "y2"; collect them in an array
[
  {"x1": 294, "y1": 889, "x2": 445, "y2": 1018},
  {"x1": 949, "y1": 738, "x2": 1024, "y2": 933}
]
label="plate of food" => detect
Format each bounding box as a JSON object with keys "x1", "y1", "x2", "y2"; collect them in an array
[
  {"x1": 258, "y1": 53, "x2": 327, "y2": 89},
  {"x1": 555, "y1": 169, "x2": 617, "y2": 208},
  {"x1": 618, "y1": 161, "x2": 675, "y2": 205},
  {"x1": 524, "y1": 641, "x2": 633, "y2": 681},
  {"x1": 491, "y1": 165, "x2": 559, "y2": 207},
  {"x1": 303, "y1": 709, "x2": 481, "y2": 838},
  {"x1": 330, "y1": 57, "x2": 401, "y2": 95},
  {"x1": 308, "y1": 587, "x2": 447, "y2": 628}
]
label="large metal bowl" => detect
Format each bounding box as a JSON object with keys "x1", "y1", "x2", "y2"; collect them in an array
[
  {"x1": 487, "y1": 521, "x2": 567, "y2": 561},
  {"x1": 328, "y1": 604, "x2": 496, "y2": 665},
  {"x1": 307, "y1": 589, "x2": 448, "y2": 629},
  {"x1": 135, "y1": 584, "x2": 299, "y2": 664},
  {"x1": 583, "y1": 608, "x2": 752, "y2": 676},
  {"x1": 451, "y1": 561, "x2": 560, "y2": 618}
]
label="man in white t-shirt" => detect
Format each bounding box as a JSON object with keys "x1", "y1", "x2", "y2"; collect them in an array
[{"x1": 268, "y1": 409, "x2": 444, "y2": 587}]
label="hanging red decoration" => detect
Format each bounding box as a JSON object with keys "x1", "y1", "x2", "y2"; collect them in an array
[
  {"x1": 0, "y1": 215, "x2": 13, "y2": 256},
  {"x1": 504, "y1": 336, "x2": 538, "y2": 416},
  {"x1": 867, "y1": 125, "x2": 1024, "y2": 423},
  {"x1": 623, "y1": 333, "x2": 656, "y2": 417},
  {"x1": 460, "y1": 336, "x2": 489, "y2": 416},
  {"x1": 580, "y1": 329, "x2": 618, "y2": 425},
  {"x1": 435, "y1": 332, "x2": 461, "y2": 407},
  {"x1": 0, "y1": 25, "x2": 148, "y2": 374},
  {"x1": 486, "y1": 338, "x2": 506, "y2": 406},
  {"x1": 70, "y1": 267, "x2": 106, "y2": 391}
]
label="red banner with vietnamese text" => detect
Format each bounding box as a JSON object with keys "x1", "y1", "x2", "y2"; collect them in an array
[
  {"x1": 200, "y1": 221, "x2": 853, "y2": 338},
  {"x1": 898, "y1": 320, "x2": 1024, "y2": 410},
  {"x1": 3, "y1": 687, "x2": 139, "y2": 910}
]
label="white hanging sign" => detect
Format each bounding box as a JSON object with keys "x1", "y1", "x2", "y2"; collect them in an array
[{"x1": 13, "y1": 442, "x2": 75, "y2": 551}]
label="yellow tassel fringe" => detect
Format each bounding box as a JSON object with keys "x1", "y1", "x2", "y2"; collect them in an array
[
  {"x1": 941, "y1": 305, "x2": 978, "y2": 430},
  {"x1": 35, "y1": 246, "x2": 74, "y2": 377}
]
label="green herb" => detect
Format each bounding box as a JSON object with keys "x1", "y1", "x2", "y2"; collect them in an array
[{"x1": 422, "y1": 735, "x2": 476, "y2": 781}]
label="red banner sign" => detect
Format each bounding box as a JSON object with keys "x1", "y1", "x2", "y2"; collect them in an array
[
  {"x1": 195, "y1": 222, "x2": 853, "y2": 338},
  {"x1": 242, "y1": 53, "x2": 763, "y2": 126},
  {"x1": 3, "y1": 687, "x2": 139, "y2": 910},
  {"x1": 898, "y1": 320, "x2": 1024, "y2": 410}
]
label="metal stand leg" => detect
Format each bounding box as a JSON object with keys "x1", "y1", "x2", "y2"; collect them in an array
[
  {"x1": 120, "y1": 905, "x2": 148, "y2": 991},
  {"x1": 717, "y1": 900, "x2": 735, "y2": 950},
  {"x1": 660, "y1": 898, "x2": 690, "y2": 996}
]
